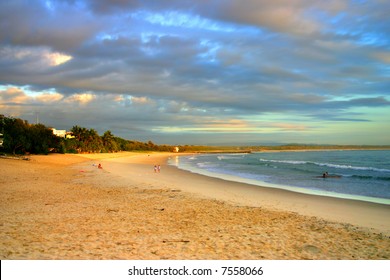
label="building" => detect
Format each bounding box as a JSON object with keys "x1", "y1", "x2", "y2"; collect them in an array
[
  {"x1": 52, "y1": 128, "x2": 66, "y2": 138},
  {"x1": 51, "y1": 128, "x2": 74, "y2": 139}
]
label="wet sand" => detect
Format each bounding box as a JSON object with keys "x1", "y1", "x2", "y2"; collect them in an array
[{"x1": 1, "y1": 152, "x2": 389, "y2": 259}]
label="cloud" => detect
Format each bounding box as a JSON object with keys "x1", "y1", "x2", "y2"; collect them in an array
[
  {"x1": 209, "y1": 1, "x2": 321, "y2": 35},
  {"x1": 0, "y1": 1, "x2": 100, "y2": 52},
  {"x1": 0, "y1": 0, "x2": 389, "y2": 144},
  {"x1": 0, "y1": 87, "x2": 29, "y2": 104},
  {"x1": 131, "y1": 96, "x2": 152, "y2": 105},
  {"x1": 8, "y1": 45, "x2": 71, "y2": 63},
  {"x1": 371, "y1": 51, "x2": 390, "y2": 64},
  {"x1": 65, "y1": 93, "x2": 96, "y2": 105},
  {"x1": 272, "y1": 123, "x2": 308, "y2": 131},
  {"x1": 35, "y1": 92, "x2": 63, "y2": 103},
  {"x1": 45, "y1": 52, "x2": 72, "y2": 66}
]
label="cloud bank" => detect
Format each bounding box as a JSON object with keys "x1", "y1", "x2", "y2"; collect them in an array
[{"x1": 1, "y1": 0, "x2": 389, "y2": 144}]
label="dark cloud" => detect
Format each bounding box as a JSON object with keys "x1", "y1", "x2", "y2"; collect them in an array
[{"x1": 0, "y1": 1, "x2": 101, "y2": 51}]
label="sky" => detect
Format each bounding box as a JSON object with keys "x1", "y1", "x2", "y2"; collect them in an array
[{"x1": 0, "y1": 0, "x2": 389, "y2": 145}]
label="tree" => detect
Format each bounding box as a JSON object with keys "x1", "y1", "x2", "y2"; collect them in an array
[
  {"x1": 84, "y1": 128, "x2": 103, "y2": 153},
  {"x1": 0, "y1": 116, "x2": 61, "y2": 154},
  {"x1": 102, "y1": 130, "x2": 119, "y2": 152},
  {"x1": 70, "y1": 126, "x2": 103, "y2": 153},
  {"x1": 147, "y1": 140, "x2": 156, "y2": 150},
  {"x1": 29, "y1": 124, "x2": 60, "y2": 154},
  {"x1": 113, "y1": 136, "x2": 127, "y2": 151},
  {"x1": 2, "y1": 117, "x2": 30, "y2": 154}
]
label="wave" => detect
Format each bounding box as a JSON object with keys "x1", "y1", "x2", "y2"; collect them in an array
[
  {"x1": 217, "y1": 154, "x2": 247, "y2": 160},
  {"x1": 313, "y1": 163, "x2": 390, "y2": 173},
  {"x1": 259, "y1": 159, "x2": 307, "y2": 165},
  {"x1": 259, "y1": 158, "x2": 390, "y2": 172},
  {"x1": 351, "y1": 175, "x2": 390, "y2": 181},
  {"x1": 196, "y1": 162, "x2": 219, "y2": 169}
]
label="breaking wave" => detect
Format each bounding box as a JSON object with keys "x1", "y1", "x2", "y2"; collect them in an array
[{"x1": 259, "y1": 158, "x2": 390, "y2": 173}]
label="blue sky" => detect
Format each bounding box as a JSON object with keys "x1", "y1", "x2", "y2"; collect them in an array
[{"x1": 1, "y1": 0, "x2": 389, "y2": 145}]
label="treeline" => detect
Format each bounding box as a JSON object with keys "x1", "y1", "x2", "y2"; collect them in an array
[
  {"x1": 0, "y1": 116, "x2": 59, "y2": 155},
  {"x1": 0, "y1": 115, "x2": 176, "y2": 155},
  {"x1": 62, "y1": 125, "x2": 175, "y2": 154}
]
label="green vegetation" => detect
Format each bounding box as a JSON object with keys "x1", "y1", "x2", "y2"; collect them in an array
[
  {"x1": 0, "y1": 115, "x2": 59, "y2": 155},
  {"x1": 1, "y1": 115, "x2": 389, "y2": 155},
  {"x1": 0, "y1": 115, "x2": 174, "y2": 155}
]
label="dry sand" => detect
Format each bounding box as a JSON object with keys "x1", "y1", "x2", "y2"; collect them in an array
[{"x1": 0, "y1": 152, "x2": 389, "y2": 260}]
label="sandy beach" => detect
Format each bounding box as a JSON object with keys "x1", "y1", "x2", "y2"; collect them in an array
[{"x1": 1, "y1": 152, "x2": 389, "y2": 260}]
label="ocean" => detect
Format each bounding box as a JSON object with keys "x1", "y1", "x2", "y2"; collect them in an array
[{"x1": 169, "y1": 150, "x2": 390, "y2": 205}]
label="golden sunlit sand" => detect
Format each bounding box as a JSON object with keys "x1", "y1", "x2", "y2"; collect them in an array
[{"x1": 1, "y1": 152, "x2": 389, "y2": 259}]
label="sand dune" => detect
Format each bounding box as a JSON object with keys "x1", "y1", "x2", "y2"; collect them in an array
[{"x1": 0, "y1": 152, "x2": 389, "y2": 259}]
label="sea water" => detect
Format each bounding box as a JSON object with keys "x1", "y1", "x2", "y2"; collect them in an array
[{"x1": 169, "y1": 150, "x2": 390, "y2": 205}]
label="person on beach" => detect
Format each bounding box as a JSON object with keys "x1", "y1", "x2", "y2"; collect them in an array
[
  {"x1": 154, "y1": 165, "x2": 157, "y2": 173},
  {"x1": 157, "y1": 165, "x2": 161, "y2": 173},
  {"x1": 98, "y1": 163, "x2": 103, "y2": 169}
]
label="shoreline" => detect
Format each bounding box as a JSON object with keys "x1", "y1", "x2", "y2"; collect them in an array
[
  {"x1": 100, "y1": 153, "x2": 390, "y2": 234},
  {"x1": 1, "y1": 152, "x2": 389, "y2": 259},
  {"x1": 169, "y1": 154, "x2": 390, "y2": 206}
]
